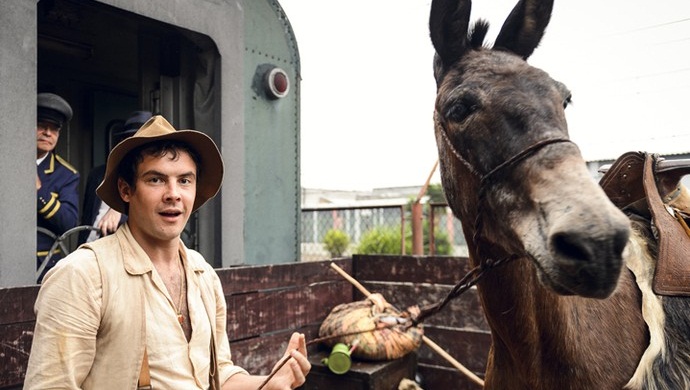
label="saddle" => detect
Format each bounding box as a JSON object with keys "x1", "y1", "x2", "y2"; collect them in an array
[{"x1": 599, "y1": 151, "x2": 690, "y2": 296}]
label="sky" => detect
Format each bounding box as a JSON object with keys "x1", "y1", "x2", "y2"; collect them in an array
[{"x1": 278, "y1": 0, "x2": 690, "y2": 191}]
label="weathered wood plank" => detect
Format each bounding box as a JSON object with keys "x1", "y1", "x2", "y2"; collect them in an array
[
  {"x1": 418, "y1": 326, "x2": 490, "y2": 373},
  {"x1": 226, "y1": 281, "x2": 351, "y2": 341},
  {"x1": 218, "y1": 259, "x2": 351, "y2": 293},
  {"x1": 353, "y1": 255, "x2": 473, "y2": 285},
  {"x1": 0, "y1": 286, "x2": 39, "y2": 325},
  {"x1": 0, "y1": 322, "x2": 35, "y2": 388},
  {"x1": 229, "y1": 325, "x2": 321, "y2": 375},
  {"x1": 417, "y1": 363, "x2": 484, "y2": 390},
  {"x1": 303, "y1": 349, "x2": 417, "y2": 390}
]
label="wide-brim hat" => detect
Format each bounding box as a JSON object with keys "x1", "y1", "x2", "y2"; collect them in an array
[{"x1": 97, "y1": 115, "x2": 224, "y2": 214}]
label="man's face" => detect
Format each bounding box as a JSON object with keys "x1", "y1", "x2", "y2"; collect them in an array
[
  {"x1": 118, "y1": 150, "x2": 197, "y2": 246},
  {"x1": 36, "y1": 121, "x2": 60, "y2": 158}
]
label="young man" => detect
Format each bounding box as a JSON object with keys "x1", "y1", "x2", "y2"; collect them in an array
[
  {"x1": 25, "y1": 116, "x2": 310, "y2": 389},
  {"x1": 35, "y1": 92, "x2": 80, "y2": 282}
]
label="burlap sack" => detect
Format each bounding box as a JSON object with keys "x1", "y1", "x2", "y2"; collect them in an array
[{"x1": 318, "y1": 293, "x2": 424, "y2": 361}]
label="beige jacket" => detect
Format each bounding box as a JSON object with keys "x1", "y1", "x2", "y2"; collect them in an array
[{"x1": 24, "y1": 224, "x2": 246, "y2": 389}]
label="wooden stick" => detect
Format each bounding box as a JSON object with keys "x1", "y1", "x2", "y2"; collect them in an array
[
  {"x1": 415, "y1": 159, "x2": 439, "y2": 203},
  {"x1": 329, "y1": 262, "x2": 485, "y2": 387},
  {"x1": 421, "y1": 336, "x2": 485, "y2": 387}
]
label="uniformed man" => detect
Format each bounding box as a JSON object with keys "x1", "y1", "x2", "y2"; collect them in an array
[{"x1": 36, "y1": 92, "x2": 79, "y2": 282}]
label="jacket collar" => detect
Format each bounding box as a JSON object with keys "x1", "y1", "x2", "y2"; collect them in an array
[
  {"x1": 41, "y1": 152, "x2": 55, "y2": 174},
  {"x1": 115, "y1": 223, "x2": 206, "y2": 275}
]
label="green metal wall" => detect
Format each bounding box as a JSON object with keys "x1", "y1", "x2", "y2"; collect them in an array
[{"x1": 242, "y1": 0, "x2": 301, "y2": 264}]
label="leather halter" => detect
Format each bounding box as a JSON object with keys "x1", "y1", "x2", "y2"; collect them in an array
[
  {"x1": 413, "y1": 112, "x2": 574, "y2": 325},
  {"x1": 434, "y1": 112, "x2": 573, "y2": 185}
]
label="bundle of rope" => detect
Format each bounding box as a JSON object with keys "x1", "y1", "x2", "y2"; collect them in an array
[{"x1": 318, "y1": 293, "x2": 424, "y2": 361}]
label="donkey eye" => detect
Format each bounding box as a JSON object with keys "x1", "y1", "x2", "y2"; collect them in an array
[
  {"x1": 445, "y1": 101, "x2": 478, "y2": 123},
  {"x1": 563, "y1": 94, "x2": 572, "y2": 110}
]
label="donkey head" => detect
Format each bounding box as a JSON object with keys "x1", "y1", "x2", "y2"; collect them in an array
[{"x1": 429, "y1": 0, "x2": 631, "y2": 298}]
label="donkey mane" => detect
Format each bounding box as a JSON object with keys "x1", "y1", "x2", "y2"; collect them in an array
[
  {"x1": 469, "y1": 20, "x2": 490, "y2": 49},
  {"x1": 627, "y1": 217, "x2": 690, "y2": 389}
]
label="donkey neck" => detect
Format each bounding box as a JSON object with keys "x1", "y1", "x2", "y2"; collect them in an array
[{"x1": 476, "y1": 256, "x2": 648, "y2": 389}]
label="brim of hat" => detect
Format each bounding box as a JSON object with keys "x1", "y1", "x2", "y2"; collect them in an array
[
  {"x1": 37, "y1": 112, "x2": 65, "y2": 128},
  {"x1": 96, "y1": 129, "x2": 224, "y2": 214}
]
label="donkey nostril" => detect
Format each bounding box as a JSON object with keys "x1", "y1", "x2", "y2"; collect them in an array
[
  {"x1": 612, "y1": 227, "x2": 630, "y2": 256},
  {"x1": 552, "y1": 232, "x2": 591, "y2": 262}
]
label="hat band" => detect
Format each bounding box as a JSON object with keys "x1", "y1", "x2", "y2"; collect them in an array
[{"x1": 38, "y1": 107, "x2": 66, "y2": 127}]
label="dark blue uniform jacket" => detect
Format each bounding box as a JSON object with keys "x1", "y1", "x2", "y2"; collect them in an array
[{"x1": 37, "y1": 152, "x2": 79, "y2": 279}]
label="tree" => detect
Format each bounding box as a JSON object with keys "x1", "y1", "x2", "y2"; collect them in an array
[
  {"x1": 355, "y1": 226, "x2": 402, "y2": 255},
  {"x1": 323, "y1": 229, "x2": 350, "y2": 257},
  {"x1": 427, "y1": 183, "x2": 447, "y2": 204}
]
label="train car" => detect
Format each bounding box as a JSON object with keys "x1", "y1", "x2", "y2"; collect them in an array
[{"x1": 0, "y1": 0, "x2": 301, "y2": 286}]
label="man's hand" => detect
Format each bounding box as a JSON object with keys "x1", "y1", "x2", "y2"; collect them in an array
[
  {"x1": 268, "y1": 332, "x2": 311, "y2": 389},
  {"x1": 36, "y1": 173, "x2": 42, "y2": 190},
  {"x1": 222, "y1": 332, "x2": 311, "y2": 390},
  {"x1": 97, "y1": 208, "x2": 122, "y2": 236}
]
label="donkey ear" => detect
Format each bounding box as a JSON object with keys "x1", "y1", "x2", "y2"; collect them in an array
[
  {"x1": 429, "y1": 0, "x2": 472, "y2": 72},
  {"x1": 493, "y1": 0, "x2": 554, "y2": 59}
]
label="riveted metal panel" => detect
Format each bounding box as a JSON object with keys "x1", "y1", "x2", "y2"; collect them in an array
[{"x1": 242, "y1": 0, "x2": 301, "y2": 264}]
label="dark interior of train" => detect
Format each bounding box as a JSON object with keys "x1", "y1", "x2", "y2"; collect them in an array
[{"x1": 38, "y1": 0, "x2": 219, "y2": 247}]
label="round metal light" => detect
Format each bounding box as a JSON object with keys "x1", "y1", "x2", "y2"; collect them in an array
[{"x1": 265, "y1": 67, "x2": 290, "y2": 99}]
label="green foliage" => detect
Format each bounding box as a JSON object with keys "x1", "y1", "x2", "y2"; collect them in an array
[
  {"x1": 432, "y1": 229, "x2": 452, "y2": 255},
  {"x1": 322, "y1": 229, "x2": 350, "y2": 257},
  {"x1": 354, "y1": 222, "x2": 453, "y2": 256},
  {"x1": 355, "y1": 226, "x2": 402, "y2": 255},
  {"x1": 405, "y1": 220, "x2": 453, "y2": 256},
  {"x1": 427, "y1": 183, "x2": 447, "y2": 203}
]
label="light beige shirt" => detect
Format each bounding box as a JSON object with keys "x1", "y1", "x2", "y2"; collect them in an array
[
  {"x1": 145, "y1": 246, "x2": 215, "y2": 388},
  {"x1": 24, "y1": 223, "x2": 247, "y2": 389}
]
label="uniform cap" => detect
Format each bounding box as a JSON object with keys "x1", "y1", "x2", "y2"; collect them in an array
[{"x1": 37, "y1": 93, "x2": 73, "y2": 128}]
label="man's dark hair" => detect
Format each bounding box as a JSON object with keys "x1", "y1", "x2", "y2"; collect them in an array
[{"x1": 118, "y1": 140, "x2": 203, "y2": 193}]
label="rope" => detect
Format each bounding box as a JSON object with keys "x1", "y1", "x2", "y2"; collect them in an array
[{"x1": 412, "y1": 254, "x2": 517, "y2": 326}]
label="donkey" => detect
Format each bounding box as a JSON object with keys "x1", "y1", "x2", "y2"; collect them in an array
[{"x1": 429, "y1": 0, "x2": 690, "y2": 388}]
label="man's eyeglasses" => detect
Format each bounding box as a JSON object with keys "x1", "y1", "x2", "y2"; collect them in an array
[{"x1": 37, "y1": 121, "x2": 61, "y2": 134}]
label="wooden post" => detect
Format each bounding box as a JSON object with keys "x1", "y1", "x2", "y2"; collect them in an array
[
  {"x1": 429, "y1": 204, "x2": 436, "y2": 256},
  {"x1": 400, "y1": 205, "x2": 406, "y2": 255},
  {"x1": 411, "y1": 160, "x2": 440, "y2": 256},
  {"x1": 411, "y1": 203, "x2": 424, "y2": 255}
]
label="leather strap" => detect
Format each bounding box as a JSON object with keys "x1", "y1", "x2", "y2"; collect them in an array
[
  {"x1": 138, "y1": 347, "x2": 152, "y2": 390},
  {"x1": 209, "y1": 333, "x2": 219, "y2": 390},
  {"x1": 644, "y1": 154, "x2": 690, "y2": 295}
]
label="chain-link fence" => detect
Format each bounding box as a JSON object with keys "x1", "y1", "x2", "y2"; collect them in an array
[
  {"x1": 300, "y1": 203, "x2": 469, "y2": 261},
  {"x1": 429, "y1": 203, "x2": 469, "y2": 257},
  {"x1": 300, "y1": 205, "x2": 405, "y2": 261}
]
